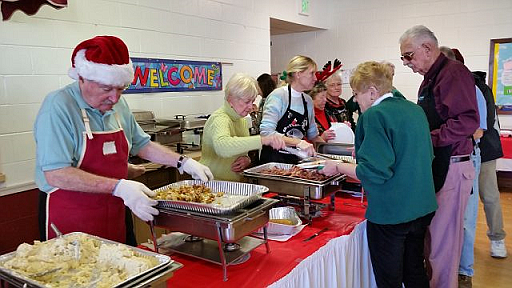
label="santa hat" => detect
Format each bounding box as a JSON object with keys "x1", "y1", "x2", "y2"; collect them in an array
[{"x1": 68, "y1": 36, "x2": 134, "y2": 87}]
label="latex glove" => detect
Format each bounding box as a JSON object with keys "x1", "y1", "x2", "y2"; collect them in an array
[
  {"x1": 183, "y1": 158, "x2": 214, "y2": 181},
  {"x1": 296, "y1": 140, "x2": 315, "y2": 156},
  {"x1": 231, "y1": 156, "x2": 252, "y2": 173},
  {"x1": 261, "y1": 134, "x2": 286, "y2": 150},
  {"x1": 113, "y1": 179, "x2": 159, "y2": 222}
]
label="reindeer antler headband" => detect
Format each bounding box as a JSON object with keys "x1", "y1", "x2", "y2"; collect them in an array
[{"x1": 315, "y1": 59, "x2": 343, "y2": 83}]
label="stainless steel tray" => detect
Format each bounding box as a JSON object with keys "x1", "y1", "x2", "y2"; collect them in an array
[
  {"x1": 243, "y1": 162, "x2": 340, "y2": 184},
  {"x1": 158, "y1": 114, "x2": 208, "y2": 130},
  {"x1": 0, "y1": 232, "x2": 171, "y2": 288},
  {"x1": 243, "y1": 163, "x2": 345, "y2": 200},
  {"x1": 154, "y1": 180, "x2": 269, "y2": 215},
  {"x1": 318, "y1": 153, "x2": 356, "y2": 164}
]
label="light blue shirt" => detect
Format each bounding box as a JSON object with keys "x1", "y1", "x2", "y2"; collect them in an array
[
  {"x1": 34, "y1": 81, "x2": 150, "y2": 192},
  {"x1": 260, "y1": 85, "x2": 319, "y2": 140},
  {"x1": 475, "y1": 85, "x2": 487, "y2": 131}
]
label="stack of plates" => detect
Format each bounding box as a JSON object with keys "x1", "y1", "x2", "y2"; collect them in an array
[{"x1": 328, "y1": 122, "x2": 354, "y2": 144}]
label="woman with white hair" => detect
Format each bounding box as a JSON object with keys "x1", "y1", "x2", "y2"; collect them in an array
[
  {"x1": 324, "y1": 71, "x2": 350, "y2": 125},
  {"x1": 259, "y1": 55, "x2": 323, "y2": 164},
  {"x1": 200, "y1": 73, "x2": 286, "y2": 181}
]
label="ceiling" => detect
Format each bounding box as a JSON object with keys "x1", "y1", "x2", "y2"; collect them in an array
[{"x1": 270, "y1": 18, "x2": 324, "y2": 35}]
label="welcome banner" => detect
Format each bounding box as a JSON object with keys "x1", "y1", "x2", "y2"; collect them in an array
[{"x1": 126, "y1": 58, "x2": 222, "y2": 93}]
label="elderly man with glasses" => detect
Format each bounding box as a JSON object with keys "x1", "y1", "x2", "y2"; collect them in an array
[
  {"x1": 34, "y1": 36, "x2": 213, "y2": 246},
  {"x1": 399, "y1": 25, "x2": 479, "y2": 288}
]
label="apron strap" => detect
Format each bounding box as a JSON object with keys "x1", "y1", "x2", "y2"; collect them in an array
[
  {"x1": 114, "y1": 112, "x2": 123, "y2": 128},
  {"x1": 81, "y1": 109, "x2": 93, "y2": 140}
]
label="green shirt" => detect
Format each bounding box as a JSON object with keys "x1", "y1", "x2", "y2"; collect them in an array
[
  {"x1": 355, "y1": 97, "x2": 438, "y2": 224},
  {"x1": 200, "y1": 102, "x2": 262, "y2": 181}
]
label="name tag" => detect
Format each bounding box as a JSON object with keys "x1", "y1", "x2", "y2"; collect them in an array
[{"x1": 103, "y1": 141, "x2": 117, "y2": 155}]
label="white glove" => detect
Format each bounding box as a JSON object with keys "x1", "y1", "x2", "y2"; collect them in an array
[
  {"x1": 113, "y1": 179, "x2": 159, "y2": 222},
  {"x1": 183, "y1": 158, "x2": 214, "y2": 181},
  {"x1": 297, "y1": 140, "x2": 315, "y2": 156}
]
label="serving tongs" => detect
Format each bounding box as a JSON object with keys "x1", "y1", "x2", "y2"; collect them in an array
[
  {"x1": 30, "y1": 223, "x2": 80, "y2": 278},
  {"x1": 279, "y1": 146, "x2": 309, "y2": 159}
]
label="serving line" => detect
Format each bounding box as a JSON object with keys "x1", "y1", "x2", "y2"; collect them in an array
[{"x1": 149, "y1": 193, "x2": 371, "y2": 287}]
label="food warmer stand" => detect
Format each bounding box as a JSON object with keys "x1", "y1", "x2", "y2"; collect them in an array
[
  {"x1": 148, "y1": 180, "x2": 278, "y2": 281},
  {"x1": 243, "y1": 163, "x2": 346, "y2": 222}
]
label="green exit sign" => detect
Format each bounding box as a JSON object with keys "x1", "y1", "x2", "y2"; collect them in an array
[{"x1": 299, "y1": 0, "x2": 310, "y2": 15}]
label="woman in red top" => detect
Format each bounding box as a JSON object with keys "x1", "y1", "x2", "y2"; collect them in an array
[{"x1": 310, "y1": 82, "x2": 336, "y2": 141}]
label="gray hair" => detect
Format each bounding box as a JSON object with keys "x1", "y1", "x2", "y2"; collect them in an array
[
  {"x1": 325, "y1": 71, "x2": 342, "y2": 84},
  {"x1": 439, "y1": 46, "x2": 456, "y2": 60},
  {"x1": 225, "y1": 73, "x2": 259, "y2": 101},
  {"x1": 399, "y1": 25, "x2": 438, "y2": 47}
]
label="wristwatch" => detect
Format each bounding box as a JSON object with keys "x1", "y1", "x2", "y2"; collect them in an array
[{"x1": 177, "y1": 155, "x2": 189, "y2": 174}]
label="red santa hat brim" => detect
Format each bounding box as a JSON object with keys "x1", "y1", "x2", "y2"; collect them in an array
[{"x1": 68, "y1": 36, "x2": 134, "y2": 87}]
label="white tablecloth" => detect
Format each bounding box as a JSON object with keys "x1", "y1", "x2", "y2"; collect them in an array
[
  {"x1": 497, "y1": 158, "x2": 512, "y2": 171},
  {"x1": 269, "y1": 220, "x2": 377, "y2": 288}
]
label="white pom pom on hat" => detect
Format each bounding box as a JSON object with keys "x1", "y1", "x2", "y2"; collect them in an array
[{"x1": 68, "y1": 35, "x2": 134, "y2": 87}]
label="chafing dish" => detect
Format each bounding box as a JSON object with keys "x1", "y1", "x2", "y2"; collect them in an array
[
  {"x1": 132, "y1": 109, "x2": 183, "y2": 145},
  {"x1": 158, "y1": 114, "x2": 208, "y2": 130},
  {"x1": 0, "y1": 232, "x2": 181, "y2": 288},
  {"x1": 153, "y1": 180, "x2": 268, "y2": 215},
  {"x1": 149, "y1": 196, "x2": 278, "y2": 281},
  {"x1": 316, "y1": 142, "x2": 354, "y2": 156},
  {"x1": 243, "y1": 162, "x2": 345, "y2": 221},
  {"x1": 243, "y1": 163, "x2": 345, "y2": 199}
]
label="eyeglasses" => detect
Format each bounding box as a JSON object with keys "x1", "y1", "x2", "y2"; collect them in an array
[
  {"x1": 401, "y1": 46, "x2": 420, "y2": 61},
  {"x1": 82, "y1": 78, "x2": 129, "y2": 93},
  {"x1": 98, "y1": 84, "x2": 129, "y2": 93}
]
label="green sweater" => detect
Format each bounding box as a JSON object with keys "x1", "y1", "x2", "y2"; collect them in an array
[
  {"x1": 355, "y1": 97, "x2": 438, "y2": 224},
  {"x1": 200, "y1": 102, "x2": 262, "y2": 181}
]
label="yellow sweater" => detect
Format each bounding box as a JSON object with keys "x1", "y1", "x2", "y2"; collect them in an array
[{"x1": 200, "y1": 102, "x2": 262, "y2": 181}]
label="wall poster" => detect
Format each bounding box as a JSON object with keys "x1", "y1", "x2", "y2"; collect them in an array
[
  {"x1": 489, "y1": 38, "x2": 512, "y2": 114},
  {"x1": 125, "y1": 58, "x2": 222, "y2": 94}
]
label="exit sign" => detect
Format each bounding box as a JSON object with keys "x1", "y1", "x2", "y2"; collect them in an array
[{"x1": 299, "y1": 0, "x2": 310, "y2": 16}]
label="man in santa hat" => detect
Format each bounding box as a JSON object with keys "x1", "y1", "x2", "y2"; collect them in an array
[{"x1": 34, "y1": 35, "x2": 213, "y2": 245}]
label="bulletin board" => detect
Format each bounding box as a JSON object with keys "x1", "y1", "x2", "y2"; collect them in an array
[{"x1": 489, "y1": 38, "x2": 512, "y2": 114}]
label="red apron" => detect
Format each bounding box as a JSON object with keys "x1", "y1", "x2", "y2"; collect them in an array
[{"x1": 45, "y1": 109, "x2": 129, "y2": 243}]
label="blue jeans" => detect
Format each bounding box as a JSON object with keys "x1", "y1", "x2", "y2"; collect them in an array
[{"x1": 459, "y1": 146, "x2": 481, "y2": 277}]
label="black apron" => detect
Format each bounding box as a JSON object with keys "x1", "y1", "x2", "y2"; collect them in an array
[
  {"x1": 417, "y1": 57, "x2": 452, "y2": 192},
  {"x1": 260, "y1": 85, "x2": 309, "y2": 164}
]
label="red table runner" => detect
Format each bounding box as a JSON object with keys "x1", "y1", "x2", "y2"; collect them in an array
[
  {"x1": 500, "y1": 136, "x2": 512, "y2": 159},
  {"x1": 165, "y1": 193, "x2": 367, "y2": 288}
]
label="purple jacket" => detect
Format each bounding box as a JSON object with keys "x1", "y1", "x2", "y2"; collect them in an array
[{"x1": 419, "y1": 54, "x2": 479, "y2": 156}]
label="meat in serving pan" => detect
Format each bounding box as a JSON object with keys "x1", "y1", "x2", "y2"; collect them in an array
[{"x1": 259, "y1": 166, "x2": 328, "y2": 182}]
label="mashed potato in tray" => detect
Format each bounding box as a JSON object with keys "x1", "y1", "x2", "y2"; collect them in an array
[{"x1": 0, "y1": 234, "x2": 160, "y2": 288}]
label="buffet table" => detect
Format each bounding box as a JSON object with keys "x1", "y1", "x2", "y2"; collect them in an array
[
  {"x1": 497, "y1": 136, "x2": 512, "y2": 171},
  {"x1": 162, "y1": 193, "x2": 376, "y2": 288}
]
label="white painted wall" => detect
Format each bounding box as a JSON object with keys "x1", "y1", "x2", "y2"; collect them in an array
[
  {"x1": 271, "y1": 0, "x2": 512, "y2": 124},
  {"x1": 0, "y1": 0, "x2": 329, "y2": 194},
  {"x1": 1, "y1": 0, "x2": 510, "y2": 195}
]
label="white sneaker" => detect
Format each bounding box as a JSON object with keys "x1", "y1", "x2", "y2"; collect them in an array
[{"x1": 490, "y1": 239, "x2": 508, "y2": 258}]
